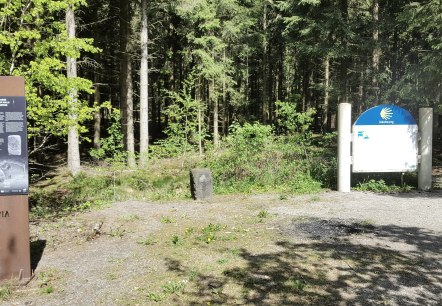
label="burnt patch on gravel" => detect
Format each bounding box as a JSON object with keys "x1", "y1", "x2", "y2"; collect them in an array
[{"x1": 282, "y1": 218, "x2": 375, "y2": 240}]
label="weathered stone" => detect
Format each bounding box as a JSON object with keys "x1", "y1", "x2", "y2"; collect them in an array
[{"x1": 190, "y1": 168, "x2": 213, "y2": 200}]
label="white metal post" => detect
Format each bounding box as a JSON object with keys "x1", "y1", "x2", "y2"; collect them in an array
[
  {"x1": 338, "y1": 103, "x2": 352, "y2": 192},
  {"x1": 418, "y1": 108, "x2": 433, "y2": 191}
]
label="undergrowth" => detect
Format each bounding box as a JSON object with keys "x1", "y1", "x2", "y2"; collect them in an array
[
  {"x1": 29, "y1": 156, "x2": 197, "y2": 220},
  {"x1": 204, "y1": 122, "x2": 335, "y2": 194},
  {"x1": 354, "y1": 179, "x2": 412, "y2": 193},
  {"x1": 30, "y1": 114, "x2": 339, "y2": 220}
]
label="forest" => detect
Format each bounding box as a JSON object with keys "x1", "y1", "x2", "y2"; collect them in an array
[{"x1": 0, "y1": 0, "x2": 441, "y2": 198}]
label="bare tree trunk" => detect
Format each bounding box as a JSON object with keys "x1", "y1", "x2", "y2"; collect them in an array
[
  {"x1": 262, "y1": 3, "x2": 268, "y2": 123},
  {"x1": 119, "y1": 0, "x2": 136, "y2": 167},
  {"x1": 372, "y1": 0, "x2": 380, "y2": 103},
  {"x1": 340, "y1": 0, "x2": 349, "y2": 104},
  {"x1": 222, "y1": 49, "x2": 227, "y2": 136},
  {"x1": 139, "y1": 0, "x2": 149, "y2": 167},
  {"x1": 198, "y1": 106, "x2": 203, "y2": 156},
  {"x1": 126, "y1": 60, "x2": 136, "y2": 168},
  {"x1": 66, "y1": 5, "x2": 81, "y2": 175},
  {"x1": 323, "y1": 55, "x2": 330, "y2": 131},
  {"x1": 212, "y1": 79, "x2": 219, "y2": 148},
  {"x1": 93, "y1": 74, "x2": 101, "y2": 150},
  {"x1": 119, "y1": 0, "x2": 128, "y2": 148}
]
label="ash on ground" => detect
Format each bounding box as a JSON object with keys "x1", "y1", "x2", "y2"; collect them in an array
[{"x1": 282, "y1": 218, "x2": 375, "y2": 241}]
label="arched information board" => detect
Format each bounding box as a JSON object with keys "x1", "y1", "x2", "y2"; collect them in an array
[{"x1": 352, "y1": 105, "x2": 418, "y2": 172}]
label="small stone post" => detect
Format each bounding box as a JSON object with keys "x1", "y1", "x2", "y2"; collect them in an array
[{"x1": 190, "y1": 168, "x2": 213, "y2": 200}]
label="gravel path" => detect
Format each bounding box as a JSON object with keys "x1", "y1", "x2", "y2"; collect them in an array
[{"x1": 3, "y1": 190, "x2": 441, "y2": 305}]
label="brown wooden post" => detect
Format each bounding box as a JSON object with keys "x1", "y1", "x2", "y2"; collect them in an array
[{"x1": 0, "y1": 76, "x2": 31, "y2": 283}]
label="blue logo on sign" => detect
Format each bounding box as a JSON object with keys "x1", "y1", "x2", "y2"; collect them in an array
[
  {"x1": 380, "y1": 107, "x2": 393, "y2": 120},
  {"x1": 354, "y1": 104, "x2": 416, "y2": 126}
]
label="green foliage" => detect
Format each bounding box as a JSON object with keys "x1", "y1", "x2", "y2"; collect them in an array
[
  {"x1": 145, "y1": 279, "x2": 191, "y2": 302},
  {"x1": 275, "y1": 101, "x2": 316, "y2": 142},
  {"x1": 355, "y1": 179, "x2": 402, "y2": 193},
  {"x1": 137, "y1": 236, "x2": 157, "y2": 246},
  {"x1": 171, "y1": 235, "x2": 184, "y2": 246},
  {"x1": 151, "y1": 79, "x2": 205, "y2": 158},
  {"x1": 89, "y1": 106, "x2": 127, "y2": 163},
  {"x1": 286, "y1": 277, "x2": 307, "y2": 291},
  {"x1": 109, "y1": 226, "x2": 126, "y2": 238},
  {"x1": 162, "y1": 280, "x2": 186, "y2": 295},
  {"x1": 198, "y1": 223, "x2": 224, "y2": 244},
  {"x1": 0, "y1": 0, "x2": 99, "y2": 144},
  {"x1": 147, "y1": 292, "x2": 166, "y2": 302},
  {"x1": 257, "y1": 210, "x2": 269, "y2": 219},
  {"x1": 0, "y1": 284, "x2": 12, "y2": 301},
  {"x1": 38, "y1": 269, "x2": 60, "y2": 295},
  {"x1": 161, "y1": 216, "x2": 176, "y2": 224},
  {"x1": 397, "y1": 0, "x2": 442, "y2": 108},
  {"x1": 205, "y1": 121, "x2": 328, "y2": 194},
  {"x1": 228, "y1": 122, "x2": 273, "y2": 150},
  {"x1": 30, "y1": 158, "x2": 196, "y2": 220}
]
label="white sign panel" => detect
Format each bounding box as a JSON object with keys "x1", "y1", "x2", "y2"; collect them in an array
[{"x1": 352, "y1": 105, "x2": 418, "y2": 173}]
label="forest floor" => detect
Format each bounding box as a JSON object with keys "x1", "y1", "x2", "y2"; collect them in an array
[{"x1": 2, "y1": 190, "x2": 441, "y2": 306}]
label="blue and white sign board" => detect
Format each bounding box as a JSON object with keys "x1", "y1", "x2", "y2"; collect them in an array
[{"x1": 352, "y1": 105, "x2": 418, "y2": 172}]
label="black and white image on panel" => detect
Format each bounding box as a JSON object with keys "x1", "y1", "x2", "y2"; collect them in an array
[
  {"x1": 0, "y1": 157, "x2": 27, "y2": 194},
  {"x1": 8, "y1": 135, "x2": 21, "y2": 155},
  {"x1": 0, "y1": 96, "x2": 28, "y2": 194}
]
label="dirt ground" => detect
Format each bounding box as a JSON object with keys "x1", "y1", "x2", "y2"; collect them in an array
[{"x1": 2, "y1": 190, "x2": 442, "y2": 306}]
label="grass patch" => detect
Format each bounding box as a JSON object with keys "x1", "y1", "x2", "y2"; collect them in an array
[
  {"x1": 137, "y1": 236, "x2": 157, "y2": 246},
  {"x1": 30, "y1": 156, "x2": 198, "y2": 220},
  {"x1": 161, "y1": 216, "x2": 176, "y2": 224},
  {"x1": 197, "y1": 223, "x2": 224, "y2": 244},
  {"x1": 38, "y1": 268, "x2": 63, "y2": 295},
  {"x1": 171, "y1": 235, "x2": 184, "y2": 246},
  {"x1": 108, "y1": 226, "x2": 126, "y2": 238},
  {"x1": 0, "y1": 284, "x2": 12, "y2": 301}
]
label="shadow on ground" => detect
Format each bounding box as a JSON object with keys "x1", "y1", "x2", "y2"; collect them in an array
[
  {"x1": 165, "y1": 222, "x2": 442, "y2": 305},
  {"x1": 30, "y1": 239, "x2": 46, "y2": 272}
]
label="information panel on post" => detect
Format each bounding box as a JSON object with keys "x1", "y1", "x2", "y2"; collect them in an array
[
  {"x1": 0, "y1": 95, "x2": 28, "y2": 194},
  {"x1": 352, "y1": 105, "x2": 418, "y2": 173},
  {"x1": 0, "y1": 76, "x2": 31, "y2": 284}
]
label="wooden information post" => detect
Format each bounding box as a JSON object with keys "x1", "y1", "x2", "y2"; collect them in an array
[{"x1": 0, "y1": 76, "x2": 31, "y2": 283}]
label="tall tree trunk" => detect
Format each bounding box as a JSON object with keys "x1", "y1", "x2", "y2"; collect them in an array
[
  {"x1": 139, "y1": 0, "x2": 149, "y2": 166},
  {"x1": 198, "y1": 105, "x2": 203, "y2": 156},
  {"x1": 323, "y1": 55, "x2": 330, "y2": 131},
  {"x1": 93, "y1": 73, "x2": 101, "y2": 150},
  {"x1": 391, "y1": 26, "x2": 398, "y2": 103},
  {"x1": 222, "y1": 49, "x2": 227, "y2": 136},
  {"x1": 212, "y1": 79, "x2": 219, "y2": 148},
  {"x1": 66, "y1": 5, "x2": 81, "y2": 175},
  {"x1": 119, "y1": 0, "x2": 136, "y2": 167},
  {"x1": 119, "y1": 0, "x2": 128, "y2": 147},
  {"x1": 372, "y1": 0, "x2": 380, "y2": 103},
  {"x1": 126, "y1": 60, "x2": 136, "y2": 167},
  {"x1": 262, "y1": 2, "x2": 268, "y2": 123},
  {"x1": 340, "y1": 0, "x2": 349, "y2": 104}
]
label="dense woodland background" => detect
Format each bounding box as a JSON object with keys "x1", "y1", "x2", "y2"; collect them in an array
[{"x1": 0, "y1": 0, "x2": 441, "y2": 177}]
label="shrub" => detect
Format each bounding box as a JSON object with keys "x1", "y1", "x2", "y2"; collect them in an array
[{"x1": 205, "y1": 122, "x2": 325, "y2": 194}]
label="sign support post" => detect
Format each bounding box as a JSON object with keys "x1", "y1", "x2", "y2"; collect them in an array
[
  {"x1": 418, "y1": 108, "x2": 433, "y2": 191},
  {"x1": 338, "y1": 103, "x2": 351, "y2": 192},
  {"x1": 0, "y1": 76, "x2": 31, "y2": 284}
]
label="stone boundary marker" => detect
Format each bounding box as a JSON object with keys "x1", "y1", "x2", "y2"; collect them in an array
[{"x1": 190, "y1": 168, "x2": 213, "y2": 200}]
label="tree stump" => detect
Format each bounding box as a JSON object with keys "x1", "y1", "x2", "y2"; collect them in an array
[{"x1": 190, "y1": 168, "x2": 213, "y2": 200}]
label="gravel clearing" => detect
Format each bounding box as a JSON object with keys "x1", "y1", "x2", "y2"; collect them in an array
[{"x1": 2, "y1": 190, "x2": 441, "y2": 305}]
